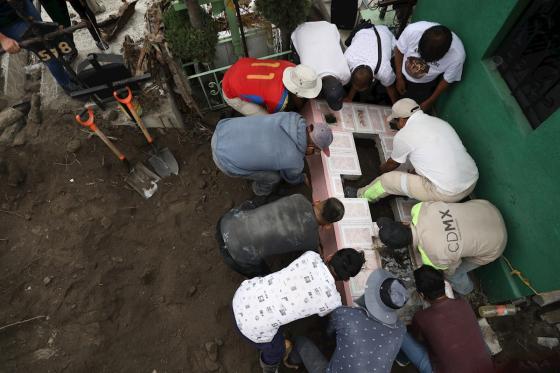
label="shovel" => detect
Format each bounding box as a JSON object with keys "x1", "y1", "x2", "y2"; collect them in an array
[
  {"x1": 75, "y1": 107, "x2": 161, "y2": 199},
  {"x1": 113, "y1": 87, "x2": 179, "y2": 178}
]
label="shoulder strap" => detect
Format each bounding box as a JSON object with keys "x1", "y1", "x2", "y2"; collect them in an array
[
  {"x1": 344, "y1": 19, "x2": 374, "y2": 47},
  {"x1": 372, "y1": 25, "x2": 382, "y2": 75}
]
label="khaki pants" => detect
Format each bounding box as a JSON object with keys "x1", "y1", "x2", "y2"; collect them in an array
[
  {"x1": 357, "y1": 171, "x2": 476, "y2": 203},
  {"x1": 222, "y1": 89, "x2": 268, "y2": 116}
]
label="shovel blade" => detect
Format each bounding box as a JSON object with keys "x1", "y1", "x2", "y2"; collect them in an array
[
  {"x1": 126, "y1": 162, "x2": 161, "y2": 199},
  {"x1": 148, "y1": 147, "x2": 179, "y2": 178}
]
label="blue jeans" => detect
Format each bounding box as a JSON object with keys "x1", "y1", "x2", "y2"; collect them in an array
[
  {"x1": 288, "y1": 336, "x2": 329, "y2": 373},
  {"x1": 400, "y1": 332, "x2": 433, "y2": 373},
  {"x1": 211, "y1": 134, "x2": 282, "y2": 196},
  {"x1": 0, "y1": 0, "x2": 71, "y2": 88},
  {"x1": 246, "y1": 171, "x2": 282, "y2": 196},
  {"x1": 233, "y1": 317, "x2": 285, "y2": 366},
  {"x1": 446, "y1": 261, "x2": 480, "y2": 295}
]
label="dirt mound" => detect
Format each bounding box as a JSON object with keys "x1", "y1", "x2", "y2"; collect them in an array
[{"x1": 0, "y1": 109, "x2": 261, "y2": 372}]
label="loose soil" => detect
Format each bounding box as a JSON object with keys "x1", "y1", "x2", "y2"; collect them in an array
[{"x1": 0, "y1": 108, "x2": 259, "y2": 372}]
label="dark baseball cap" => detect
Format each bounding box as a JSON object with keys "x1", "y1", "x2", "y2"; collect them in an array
[
  {"x1": 376, "y1": 217, "x2": 412, "y2": 249},
  {"x1": 321, "y1": 75, "x2": 345, "y2": 111}
]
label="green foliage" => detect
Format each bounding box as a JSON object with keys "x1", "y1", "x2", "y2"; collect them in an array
[
  {"x1": 255, "y1": 0, "x2": 312, "y2": 32},
  {"x1": 163, "y1": 6, "x2": 218, "y2": 63}
]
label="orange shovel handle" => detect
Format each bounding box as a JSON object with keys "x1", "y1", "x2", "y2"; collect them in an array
[
  {"x1": 75, "y1": 107, "x2": 126, "y2": 161},
  {"x1": 113, "y1": 86, "x2": 153, "y2": 144}
]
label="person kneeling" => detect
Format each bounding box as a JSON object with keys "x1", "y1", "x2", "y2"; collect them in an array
[
  {"x1": 399, "y1": 266, "x2": 494, "y2": 373},
  {"x1": 375, "y1": 199, "x2": 507, "y2": 295},
  {"x1": 286, "y1": 269, "x2": 408, "y2": 373},
  {"x1": 217, "y1": 194, "x2": 345, "y2": 278},
  {"x1": 232, "y1": 249, "x2": 365, "y2": 373}
]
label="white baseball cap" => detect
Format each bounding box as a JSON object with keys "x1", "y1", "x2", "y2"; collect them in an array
[
  {"x1": 282, "y1": 64, "x2": 322, "y2": 99},
  {"x1": 387, "y1": 98, "x2": 421, "y2": 121}
]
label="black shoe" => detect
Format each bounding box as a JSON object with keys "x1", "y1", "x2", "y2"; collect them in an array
[
  {"x1": 395, "y1": 351, "x2": 410, "y2": 367},
  {"x1": 344, "y1": 186, "x2": 358, "y2": 198}
]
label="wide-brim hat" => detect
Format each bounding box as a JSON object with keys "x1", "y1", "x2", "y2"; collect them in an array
[
  {"x1": 364, "y1": 269, "x2": 409, "y2": 325},
  {"x1": 282, "y1": 65, "x2": 322, "y2": 99}
]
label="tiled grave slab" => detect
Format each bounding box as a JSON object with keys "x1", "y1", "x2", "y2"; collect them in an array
[
  {"x1": 330, "y1": 176, "x2": 345, "y2": 199},
  {"x1": 366, "y1": 106, "x2": 387, "y2": 134},
  {"x1": 338, "y1": 222, "x2": 375, "y2": 249},
  {"x1": 313, "y1": 100, "x2": 345, "y2": 131},
  {"x1": 352, "y1": 104, "x2": 375, "y2": 134},
  {"x1": 303, "y1": 99, "x2": 394, "y2": 306},
  {"x1": 340, "y1": 104, "x2": 356, "y2": 131},
  {"x1": 338, "y1": 198, "x2": 372, "y2": 223},
  {"x1": 327, "y1": 153, "x2": 362, "y2": 177},
  {"x1": 329, "y1": 131, "x2": 357, "y2": 154},
  {"x1": 350, "y1": 250, "x2": 382, "y2": 298}
]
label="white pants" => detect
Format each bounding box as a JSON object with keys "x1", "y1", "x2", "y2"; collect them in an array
[
  {"x1": 358, "y1": 171, "x2": 476, "y2": 203},
  {"x1": 222, "y1": 89, "x2": 268, "y2": 116}
]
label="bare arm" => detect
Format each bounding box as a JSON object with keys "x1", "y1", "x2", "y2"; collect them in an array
[
  {"x1": 344, "y1": 86, "x2": 357, "y2": 102},
  {"x1": 394, "y1": 47, "x2": 406, "y2": 95},
  {"x1": 379, "y1": 158, "x2": 400, "y2": 174},
  {"x1": 0, "y1": 33, "x2": 20, "y2": 54},
  {"x1": 420, "y1": 79, "x2": 450, "y2": 111},
  {"x1": 385, "y1": 84, "x2": 399, "y2": 103}
]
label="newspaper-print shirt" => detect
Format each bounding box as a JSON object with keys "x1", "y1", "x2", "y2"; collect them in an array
[{"x1": 233, "y1": 251, "x2": 342, "y2": 343}]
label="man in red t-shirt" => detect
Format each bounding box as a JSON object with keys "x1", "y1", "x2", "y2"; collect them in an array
[
  {"x1": 222, "y1": 58, "x2": 322, "y2": 116},
  {"x1": 399, "y1": 266, "x2": 494, "y2": 373}
]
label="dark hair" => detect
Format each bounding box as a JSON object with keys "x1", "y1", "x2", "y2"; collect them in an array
[
  {"x1": 418, "y1": 25, "x2": 453, "y2": 62},
  {"x1": 414, "y1": 265, "x2": 446, "y2": 300},
  {"x1": 329, "y1": 248, "x2": 365, "y2": 281},
  {"x1": 377, "y1": 217, "x2": 413, "y2": 249},
  {"x1": 351, "y1": 66, "x2": 373, "y2": 91},
  {"x1": 321, "y1": 198, "x2": 345, "y2": 223}
]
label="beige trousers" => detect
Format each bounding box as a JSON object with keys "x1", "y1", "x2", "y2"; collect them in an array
[
  {"x1": 357, "y1": 171, "x2": 476, "y2": 203},
  {"x1": 222, "y1": 89, "x2": 268, "y2": 116}
]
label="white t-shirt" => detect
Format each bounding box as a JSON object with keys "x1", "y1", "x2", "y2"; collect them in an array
[
  {"x1": 344, "y1": 26, "x2": 397, "y2": 87},
  {"x1": 232, "y1": 251, "x2": 341, "y2": 343},
  {"x1": 396, "y1": 21, "x2": 466, "y2": 84},
  {"x1": 391, "y1": 111, "x2": 478, "y2": 194},
  {"x1": 291, "y1": 21, "x2": 351, "y2": 85}
]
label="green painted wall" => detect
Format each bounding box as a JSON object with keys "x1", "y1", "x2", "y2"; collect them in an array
[{"x1": 412, "y1": 0, "x2": 560, "y2": 301}]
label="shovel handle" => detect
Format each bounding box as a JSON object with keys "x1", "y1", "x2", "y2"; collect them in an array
[
  {"x1": 75, "y1": 107, "x2": 126, "y2": 161},
  {"x1": 75, "y1": 107, "x2": 95, "y2": 128},
  {"x1": 113, "y1": 87, "x2": 153, "y2": 144},
  {"x1": 93, "y1": 128, "x2": 126, "y2": 161}
]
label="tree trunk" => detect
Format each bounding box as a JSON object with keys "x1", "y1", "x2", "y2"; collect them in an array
[{"x1": 184, "y1": 0, "x2": 203, "y2": 29}]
